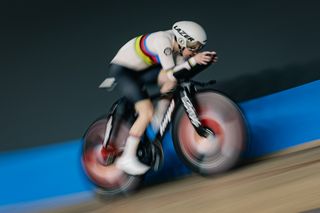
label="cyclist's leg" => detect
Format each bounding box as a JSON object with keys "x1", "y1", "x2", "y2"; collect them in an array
[
  {"x1": 139, "y1": 65, "x2": 161, "y2": 84},
  {"x1": 138, "y1": 66, "x2": 176, "y2": 130},
  {"x1": 130, "y1": 99, "x2": 154, "y2": 137},
  {"x1": 138, "y1": 66, "x2": 174, "y2": 130},
  {"x1": 139, "y1": 65, "x2": 177, "y2": 93},
  {"x1": 109, "y1": 64, "x2": 151, "y2": 175},
  {"x1": 116, "y1": 100, "x2": 152, "y2": 175}
]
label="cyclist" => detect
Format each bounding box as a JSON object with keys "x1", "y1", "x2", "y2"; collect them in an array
[{"x1": 108, "y1": 21, "x2": 218, "y2": 175}]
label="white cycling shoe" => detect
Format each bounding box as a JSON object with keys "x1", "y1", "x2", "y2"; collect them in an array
[{"x1": 115, "y1": 136, "x2": 150, "y2": 176}]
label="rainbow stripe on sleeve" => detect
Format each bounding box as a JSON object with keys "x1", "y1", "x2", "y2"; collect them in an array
[{"x1": 135, "y1": 34, "x2": 160, "y2": 65}]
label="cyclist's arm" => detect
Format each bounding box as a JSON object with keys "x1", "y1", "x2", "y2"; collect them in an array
[
  {"x1": 168, "y1": 51, "x2": 217, "y2": 80},
  {"x1": 155, "y1": 35, "x2": 215, "y2": 81},
  {"x1": 165, "y1": 57, "x2": 197, "y2": 81}
]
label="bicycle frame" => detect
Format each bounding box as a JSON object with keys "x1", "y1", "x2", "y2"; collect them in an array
[{"x1": 102, "y1": 80, "x2": 214, "y2": 151}]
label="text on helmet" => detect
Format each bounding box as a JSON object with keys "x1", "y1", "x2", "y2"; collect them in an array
[{"x1": 173, "y1": 25, "x2": 195, "y2": 42}]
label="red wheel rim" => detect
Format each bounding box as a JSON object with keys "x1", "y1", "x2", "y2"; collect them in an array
[
  {"x1": 82, "y1": 118, "x2": 138, "y2": 190},
  {"x1": 176, "y1": 92, "x2": 246, "y2": 173}
]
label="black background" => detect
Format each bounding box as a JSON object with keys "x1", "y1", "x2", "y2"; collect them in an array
[{"x1": 1, "y1": 0, "x2": 320, "y2": 151}]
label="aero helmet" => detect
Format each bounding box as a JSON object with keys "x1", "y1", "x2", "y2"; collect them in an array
[{"x1": 172, "y1": 21, "x2": 207, "y2": 51}]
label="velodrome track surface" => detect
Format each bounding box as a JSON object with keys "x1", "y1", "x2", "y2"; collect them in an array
[{"x1": 46, "y1": 142, "x2": 320, "y2": 213}]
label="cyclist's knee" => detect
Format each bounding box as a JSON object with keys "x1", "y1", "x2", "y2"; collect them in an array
[
  {"x1": 161, "y1": 81, "x2": 176, "y2": 93},
  {"x1": 135, "y1": 99, "x2": 154, "y2": 122}
]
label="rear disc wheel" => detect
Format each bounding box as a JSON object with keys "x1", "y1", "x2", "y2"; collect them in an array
[
  {"x1": 82, "y1": 117, "x2": 142, "y2": 197},
  {"x1": 173, "y1": 91, "x2": 247, "y2": 176}
]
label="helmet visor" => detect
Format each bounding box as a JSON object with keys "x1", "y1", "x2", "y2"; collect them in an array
[{"x1": 186, "y1": 40, "x2": 204, "y2": 52}]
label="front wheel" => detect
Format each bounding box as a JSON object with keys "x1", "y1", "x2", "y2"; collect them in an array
[
  {"x1": 81, "y1": 116, "x2": 141, "y2": 197},
  {"x1": 173, "y1": 91, "x2": 247, "y2": 176}
]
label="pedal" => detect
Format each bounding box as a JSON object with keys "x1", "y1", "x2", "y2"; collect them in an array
[
  {"x1": 137, "y1": 139, "x2": 164, "y2": 172},
  {"x1": 151, "y1": 140, "x2": 164, "y2": 172}
]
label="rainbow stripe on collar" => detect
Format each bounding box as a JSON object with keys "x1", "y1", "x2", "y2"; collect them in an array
[{"x1": 135, "y1": 34, "x2": 160, "y2": 65}]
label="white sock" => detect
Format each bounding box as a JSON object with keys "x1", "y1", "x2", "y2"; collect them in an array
[
  {"x1": 116, "y1": 135, "x2": 150, "y2": 175},
  {"x1": 122, "y1": 135, "x2": 140, "y2": 156}
]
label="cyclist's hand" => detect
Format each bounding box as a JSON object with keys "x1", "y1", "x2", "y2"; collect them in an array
[
  {"x1": 211, "y1": 51, "x2": 218, "y2": 63},
  {"x1": 194, "y1": 51, "x2": 218, "y2": 65}
]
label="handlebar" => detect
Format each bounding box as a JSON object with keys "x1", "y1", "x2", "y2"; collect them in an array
[{"x1": 173, "y1": 62, "x2": 213, "y2": 81}]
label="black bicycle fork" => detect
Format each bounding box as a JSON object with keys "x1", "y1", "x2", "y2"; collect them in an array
[{"x1": 178, "y1": 82, "x2": 214, "y2": 138}]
